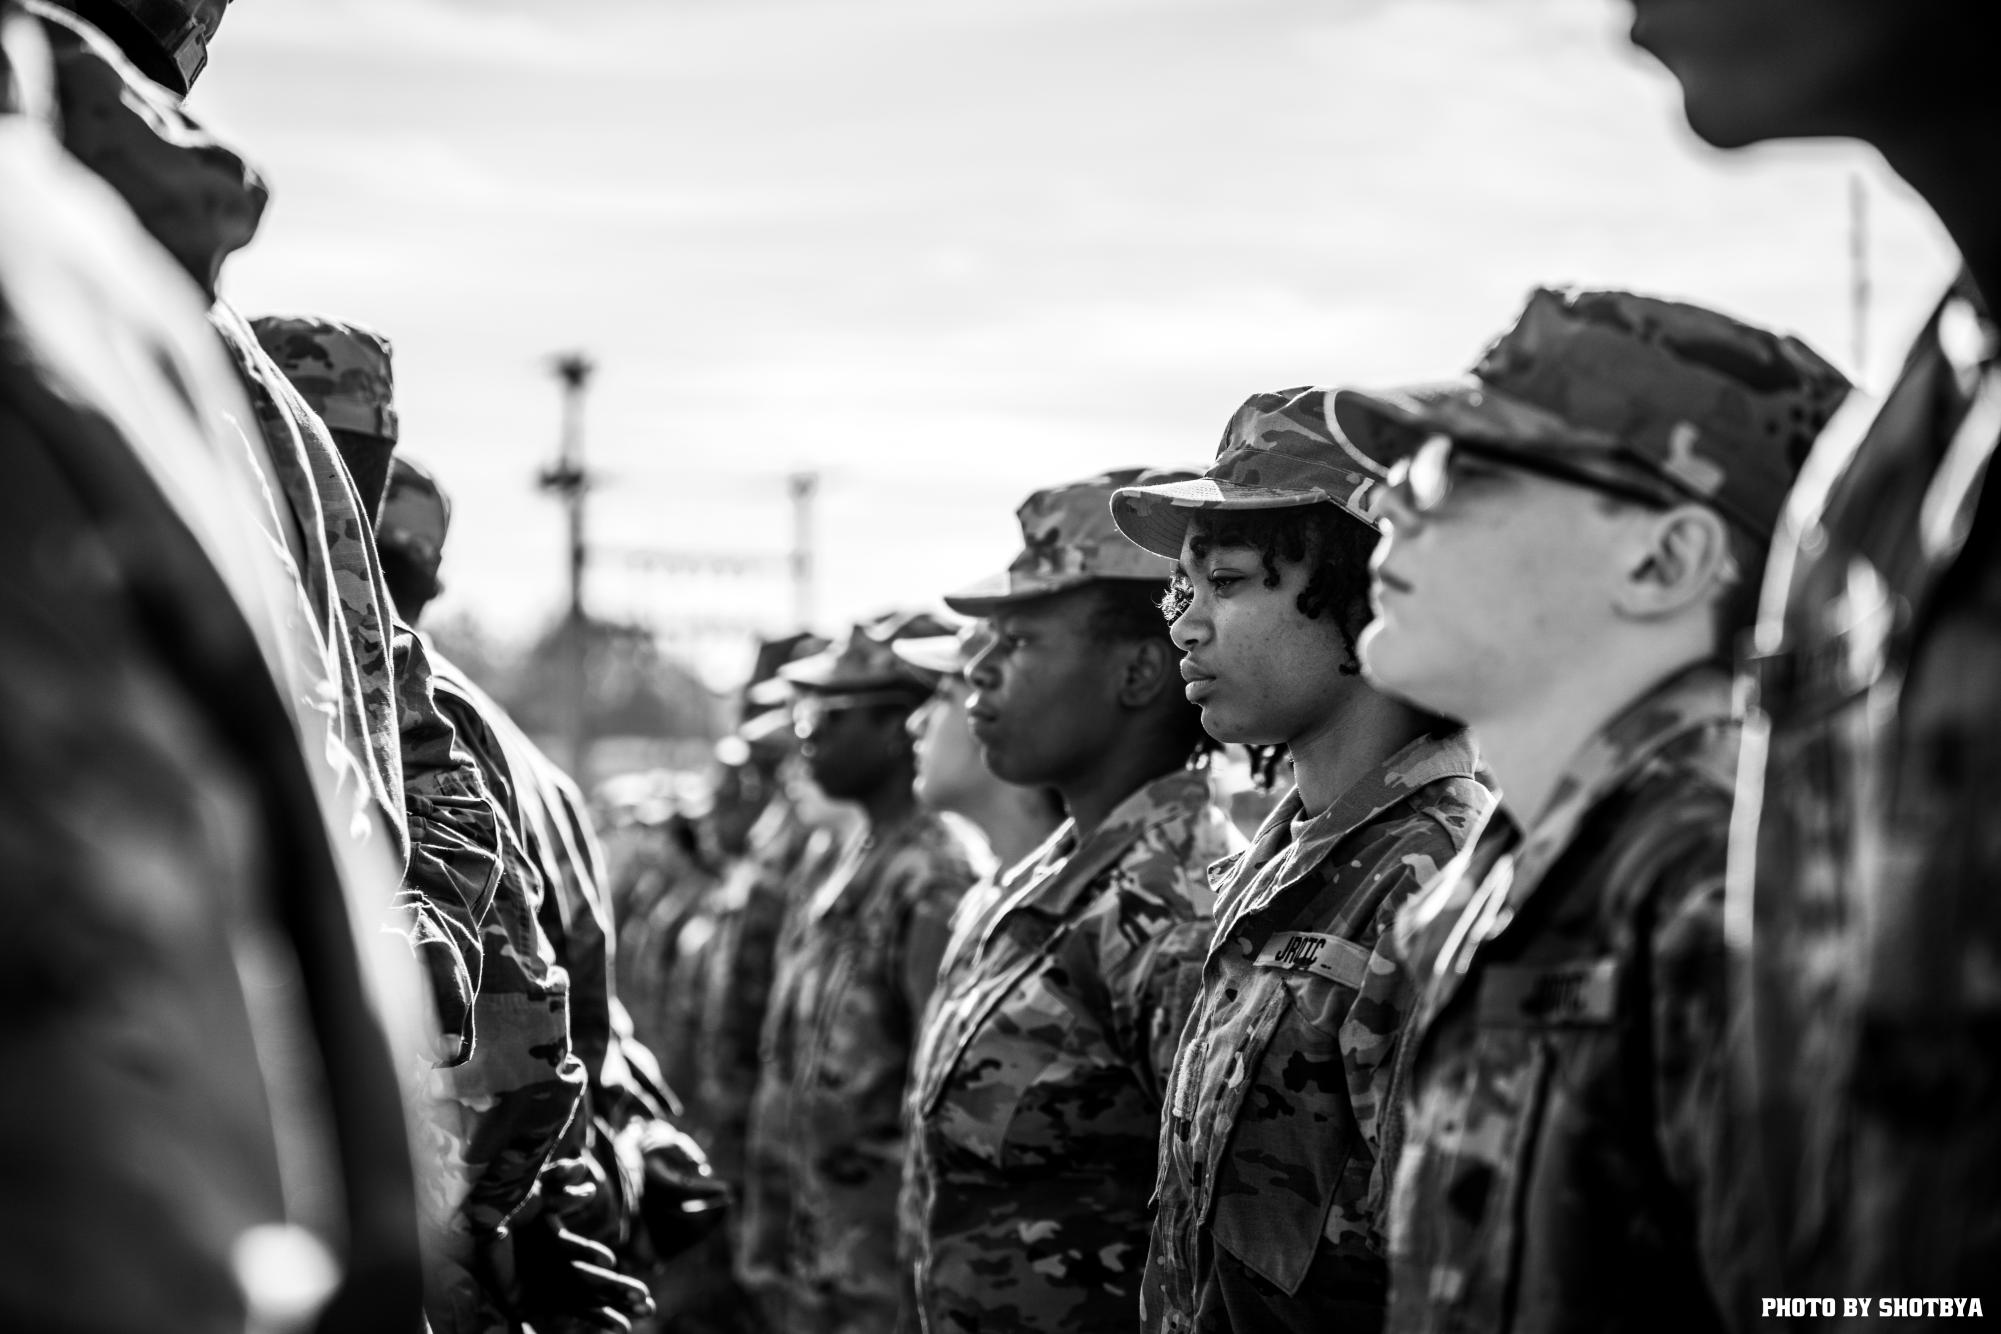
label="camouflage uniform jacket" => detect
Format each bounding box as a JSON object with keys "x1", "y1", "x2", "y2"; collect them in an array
[
  {"x1": 1735, "y1": 278, "x2": 2001, "y2": 1314},
  {"x1": 428, "y1": 649, "x2": 691, "y2": 1260},
  {"x1": 738, "y1": 807, "x2": 985, "y2": 1334},
  {"x1": 1145, "y1": 729, "x2": 1492, "y2": 1334},
  {"x1": 1385, "y1": 666, "x2": 1747, "y2": 1333},
  {"x1": 423, "y1": 659, "x2": 591, "y2": 1208},
  {"x1": 903, "y1": 769, "x2": 1240, "y2": 1334},
  {"x1": 34, "y1": 3, "x2": 490, "y2": 1060}
]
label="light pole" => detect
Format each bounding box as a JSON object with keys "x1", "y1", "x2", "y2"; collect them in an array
[{"x1": 539, "y1": 352, "x2": 595, "y2": 777}]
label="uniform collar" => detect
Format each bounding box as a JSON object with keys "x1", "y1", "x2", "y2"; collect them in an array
[
  {"x1": 978, "y1": 767, "x2": 1216, "y2": 944},
  {"x1": 1225, "y1": 726, "x2": 1485, "y2": 916},
  {"x1": 1423, "y1": 662, "x2": 1734, "y2": 989},
  {"x1": 1506, "y1": 662, "x2": 1731, "y2": 902}
]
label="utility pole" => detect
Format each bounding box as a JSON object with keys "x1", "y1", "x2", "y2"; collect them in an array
[
  {"x1": 1850, "y1": 173, "x2": 1872, "y2": 379},
  {"x1": 539, "y1": 353, "x2": 594, "y2": 778},
  {"x1": 788, "y1": 469, "x2": 819, "y2": 631}
]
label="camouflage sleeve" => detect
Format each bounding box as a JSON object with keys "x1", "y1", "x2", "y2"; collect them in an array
[
  {"x1": 1091, "y1": 821, "x2": 1218, "y2": 1105},
  {"x1": 423, "y1": 691, "x2": 589, "y2": 1244},
  {"x1": 396, "y1": 630, "x2": 502, "y2": 1065},
  {"x1": 541, "y1": 773, "x2": 618, "y2": 1095},
  {"x1": 1130, "y1": 917, "x2": 1212, "y2": 1107},
  {"x1": 1341, "y1": 822, "x2": 1455, "y2": 1225}
]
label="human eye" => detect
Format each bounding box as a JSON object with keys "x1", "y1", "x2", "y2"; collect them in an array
[{"x1": 1202, "y1": 567, "x2": 1244, "y2": 594}]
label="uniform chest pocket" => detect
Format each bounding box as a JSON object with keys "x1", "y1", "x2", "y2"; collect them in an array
[
  {"x1": 1392, "y1": 1032, "x2": 1556, "y2": 1325},
  {"x1": 1209, "y1": 966, "x2": 1360, "y2": 1294},
  {"x1": 917, "y1": 950, "x2": 1046, "y2": 1128},
  {"x1": 802, "y1": 944, "x2": 870, "y2": 1095}
]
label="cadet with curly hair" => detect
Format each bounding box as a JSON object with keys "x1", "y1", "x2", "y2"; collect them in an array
[{"x1": 1111, "y1": 391, "x2": 1497, "y2": 1334}]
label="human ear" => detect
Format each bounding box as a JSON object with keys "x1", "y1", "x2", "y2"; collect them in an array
[
  {"x1": 1118, "y1": 637, "x2": 1174, "y2": 709},
  {"x1": 1618, "y1": 505, "x2": 1732, "y2": 619}
]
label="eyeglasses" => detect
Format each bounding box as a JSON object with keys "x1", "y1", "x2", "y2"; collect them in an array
[{"x1": 1368, "y1": 433, "x2": 1687, "y2": 522}]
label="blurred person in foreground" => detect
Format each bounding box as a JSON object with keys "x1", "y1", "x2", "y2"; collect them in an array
[
  {"x1": 0, "y1": 10, "x2": 427, "y2": 1329},
  {"x1": 259, "y1": 324, "x2": 691, "y2": 1332},
  {"x1": 898, "y1": 470, "x2": 1242, "y2": 1333},
  {"x1": 1628, "y1": 1, "x2": 2001, "y2": 1312},
  {"x1": 895, "y1": 624, "x2": 1066, "y2": 871},
  {"x1": 29, "y1": 0, "x2": 494, "y2": 1073},
  {"x1": 737, "y1": 617, "x2": 987, "y2": 1334},
  {"x1": 1110, "y1": 392, "x2": 1496, "y2": 1334},
  {"x1": 1338, "y1": 289, "x2": 1848, "y2": 1332}
]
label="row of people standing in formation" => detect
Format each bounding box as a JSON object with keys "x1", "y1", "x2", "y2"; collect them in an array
[
  {"x1": 0, "y1": 3, "x2": 730, "y2": 1330},
  {"x1": 634, "y1": 286, "x2": 1860, "y2": 1334},
  {"x1": 6, "y1": 0, "x2": 1997, "y2": 1331},
  {"x1": 635, "y1": 3, "x2": 2001, "y2": 1311}
]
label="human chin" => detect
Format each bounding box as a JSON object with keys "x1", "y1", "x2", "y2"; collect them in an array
[
  {"x1": 1187, "y1": 692, "x2": 1247, "y2": 746},
  {"x1": 1358, "y1": 613, "x2": 1451, "y2": 716}
]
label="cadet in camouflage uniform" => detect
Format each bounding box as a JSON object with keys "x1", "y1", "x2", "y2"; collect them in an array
[
  {"x1": 1630, "y1": 4, "x2": 2001, "y2": 1316},
  {"x1": 1336, "y1": 288, "x2": 1848, "y2": 1331},
  {"x1": 897, "y1": 470, "x2": 1242, "y2": 1333},
  {"x1": 0, "y1": 12, "x2": 427, "y2": 1329},
  {"x1": 738, "y1": 619, "x2": 987, "y2": 1334},
  {"x1": 33, "y1": 0, "x2": 491, "y2": 1062},
  {"x1": 1109, "y1": 392, "x2": 1497, "y2": 1334},
  {"x1": 263, "y1": 326, "x2": 705, "y2": 1332},
  {"x1": 382, "y1": 451, "x2": 728, "y2": 1317}
]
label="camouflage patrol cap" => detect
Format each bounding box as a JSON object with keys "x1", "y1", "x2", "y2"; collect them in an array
[
  {"x1": 1110, "y1": 388, "x2": 1384, "y2": 560},
  {"x1": 1331, "y1": 286, "x2": 1851, "y2": 537},
  {"x1": 889, "y1": 621, "x2": 990, "y2": 679},
  {"x1": 380, "y1": 455, "x2": 450, "y2": 585},
  {"x1": 737, "y1": 631, "x2": 829, "y2": 742},
  {"x1": 50, "y1": 0, "x2": 230, "y2": 94},
  {"x1": 945, "y1": 468, "x2": 1196, "y2": 614},
  {"x1": 780, "y1": 611, "x2": 955, "y2": 696},
  {"x1": 250, "y1": 313, "x2": 398, "y2": 442}
]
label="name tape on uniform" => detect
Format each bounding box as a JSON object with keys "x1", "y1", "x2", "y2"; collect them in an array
[
  {"x1": 1254, "y1": 931, "x2": 1373, "y2": 990},
  {"x1": 1477, "y1": 958, "x2": 1619, "y2": 1027}
]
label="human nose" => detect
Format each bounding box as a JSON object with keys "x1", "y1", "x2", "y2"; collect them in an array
[
  {"x1": 1371, "y1": 478, "x2": 1422, "y2": 533},
  {"x1": 965, "y1": 639, "x2": 1000, "y2": 691},
  {"x1": 1170, "y1": 594, "x2": 1208, "y2": 652}
]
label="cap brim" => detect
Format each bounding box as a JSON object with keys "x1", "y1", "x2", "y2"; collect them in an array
[
  {"x1": 1332, "y1": 378, "x2": 1617, "y2": 468},
  {"x1": 889, "y1": 634, "x2": 968, "y2": 677},
  {"x1": 1110, "y1": 478, "x2": 1343, "y2": 561},
  {"x1": 776, "y1": 647, "x2": 846, "y2": 689},
  {"x1": 942, "y1": 568, "x2": 1104, "y2": 616},
  {"x1": 738, "y1": 707, "x2": 798, "y2": 747}
]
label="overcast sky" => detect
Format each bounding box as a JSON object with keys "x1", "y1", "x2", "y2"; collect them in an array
[{"x1": 195, "y1": 0, "x2": 1958, "y2": 685}]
